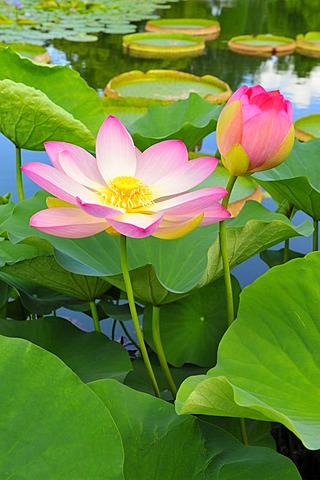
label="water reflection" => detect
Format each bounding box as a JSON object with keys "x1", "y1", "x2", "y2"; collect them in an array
[
  {"x1": 255, "y1": 57, "x2": 320, "y2": 113},
  {"x1": 47, "y1": 0, "x2": 320, "y2": 121}
]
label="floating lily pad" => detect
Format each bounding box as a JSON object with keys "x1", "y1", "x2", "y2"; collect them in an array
[
  {"x1": 122, "y1": 32, "x2": 205, "y2": 58},
  {"x1": 296, "y1": 32, "x2": 320, "y2": 58},
  {"x1": 0, "y1": 42, "x2": 50, "y2": 63},
  {"x1": 104, "y1": 69, "x2": 232, "y2": 104},
  {"x1": 0, "y1": 0, "x2": 180, "y2": 44},
  {"x1": 145, "y1": 18, "x2": 220, "y2": 40},
  {"x1": 294, "y1": 113, "x2": 320, "y2": 141},
  {"x1": 63, "y1": 33, "x2": 98, "y2": 42},
  {"x1": 228, "y1": 34, "x2": 296, "y2": 56}
]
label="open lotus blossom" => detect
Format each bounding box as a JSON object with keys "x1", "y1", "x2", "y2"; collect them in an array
[
  {"x1": 22, "y1": 116, "x2": 230, "y2": 239},
  {"x1": 216, "y1": 84, "x2": 294, "y2": 176}
]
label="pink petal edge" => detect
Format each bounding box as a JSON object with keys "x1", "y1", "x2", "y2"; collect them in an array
[{"x1": 30, "y1": 208, "x2": 108, "y2": 238}]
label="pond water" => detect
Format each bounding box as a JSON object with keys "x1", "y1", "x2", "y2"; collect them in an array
[{"x1": 0, "y1": 0, "x2": 319, "y2": 323}]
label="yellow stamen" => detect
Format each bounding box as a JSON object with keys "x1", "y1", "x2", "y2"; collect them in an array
[{"x1": 98, "y1": 175, "x2": 154, "y2": 211}]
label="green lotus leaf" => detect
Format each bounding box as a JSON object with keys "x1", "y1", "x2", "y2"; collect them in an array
[
  {"x1": 254, "y1": 139, "x2": 320, "y2": 219},
  {"x1": 0, "y1": 335, "x2": 124, "y2": 478},
  {"x1": 0, "y1": 48, "x2": 106, "y2": 143},
  {"x1": 0, "y1": 236, "x2": 51, "y2": 267},
  {"x1": 129, "y1": 92, "x2": 224, "y2": 150},
  {"x1": 0, "y1": 79, "x2": 95, "y2": 150},
  {"x1": 0, "y1": 252, "x2": 110, "y2": 301},
  {"x1": 260, "y1": 248, "x2": 305, "y2": 267},
  {"x1": 0, "y1": 194, "x2": 13, "y2": 207},
  {"x1": 1, "y1": 191, "x2": 313, "y2": 305},
  {"x1": 204, "y1": 416, "x2": 276, "y2": 449},
  {"x1": 89, "y1": 379, "x2": 301, "y2": 479},
  {"x1": 176, "y1": 252, "x2": 320, "y2": 450},
  {"x1": 0, "y1": 316, "x2": 132, "y2": 382},
  {"x1": 0, "y1": 272, "x2": 79, "y2": 314},
  {"x1": 0, "y1": 202, "x2": 15, "y2": 229}
]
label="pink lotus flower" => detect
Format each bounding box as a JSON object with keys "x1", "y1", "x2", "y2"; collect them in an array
[
  {"x1": 216, "y1": 85, "x2": 294, "y2": 176},
  {"x1": 22, "y1": 116, "x2": 230, "y2": 239}
]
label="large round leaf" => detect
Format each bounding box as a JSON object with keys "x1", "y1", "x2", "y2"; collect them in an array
[
  {"x1": 176, "y1": 252, "x2": 320, "y2": 450},
  {"x1": 90, "y1": 379, "x2": 301, "y2": 480},
  {"x1": 1, "y1": 191, "x2": 312, "y2": 305},
  {"x1": 0, "y1": 79, "x2": 95, "y2": 150},
  {"x1": 0, "y1": 335, "x2": 124, "y2": 478},
  {"x1": 254, "y1": 139, "x2": 320, "y2": 219},
  {"x1": 0, "y1": 316, "x2": 132, "y2": 383},
  {"x1": 0, "y1": 48, "x2": 106, "y2": 141},
  {"x1": 129, "y1": 93, "x2": 224, "y2": 151}
]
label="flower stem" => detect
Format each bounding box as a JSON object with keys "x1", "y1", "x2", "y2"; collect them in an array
[
  {"x1": 239, "y1": 418, "x2": 249, "y2": 446},
  {"x1": 313, "y1": 220, "x2": 319, "y2": 252},
  {"x1": 15, "y1": 146, "x2": 25, "y2": 202},
  {"x1": 219, "y1": 175, "x2": 237, "y2": 327},
  {"x1": 219, "y1": 174, "x2": 248, "y2": 445},
  {"x1": 120, "y1": 235, "x2": 161, "y2": 397},
  {"x1": 152, "y1": 306, "x2": 177, "y2": 398},
  {"x1": 89, "y1": 300, "x2": 101, "y2": 333},
  {"x1": 111, "y1": 319, "x2": 117, "y2": 340},
  {"x1": 283, "y1": 239, "x2": 290, "y2": 263},
  {"x1": 119, "y1": 320, "x2": 141, "y2": 353}
]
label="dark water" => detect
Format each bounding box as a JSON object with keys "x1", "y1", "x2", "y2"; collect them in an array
[{"x1": 0, "y1": 0, "x2": 319, "y2": 295}]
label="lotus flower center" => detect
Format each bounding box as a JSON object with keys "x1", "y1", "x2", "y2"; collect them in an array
[{"x1": 98, "y1": 176, "x2": 153, "y2": 210}]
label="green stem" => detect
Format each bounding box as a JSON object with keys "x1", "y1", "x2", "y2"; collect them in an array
[
  {"x1": 119, "y1": 320, "x2": 141, "y2": 353},
  {"x1": 90, "y1": 300, "x2": 101, "y2": 333},
  {"x1": 239, "y1": 418, "x2": 249, "y2": 446},
  {"x1": 219, "y1": 175, "x2": 238, "y2": 327},
  {"x1": 219, "y1": 175, "x2": 248, "y2": 445},
  {"x1": 283, "y1": 239, "x2": 290, "y2": 263},
  {"x1": 152, "y1": 306, "x2": 177, "y2": 398},
  {"x1": 111, "y1": 319, "x2": 117, "y2": 340},
  {"x1": 120, "y1": 235, "x2": 161, "y2": 397},
  {"x1": 313, "y1": 220, "x2": 319, "y2": 252},
  {"x1": 15, "y1": 146, "x2": 25, "y2": 202}
]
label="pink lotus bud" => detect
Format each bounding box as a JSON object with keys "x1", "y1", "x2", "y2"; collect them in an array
[{"x1": 216, "y1": 85, "x2": 295, "y2": 176}]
